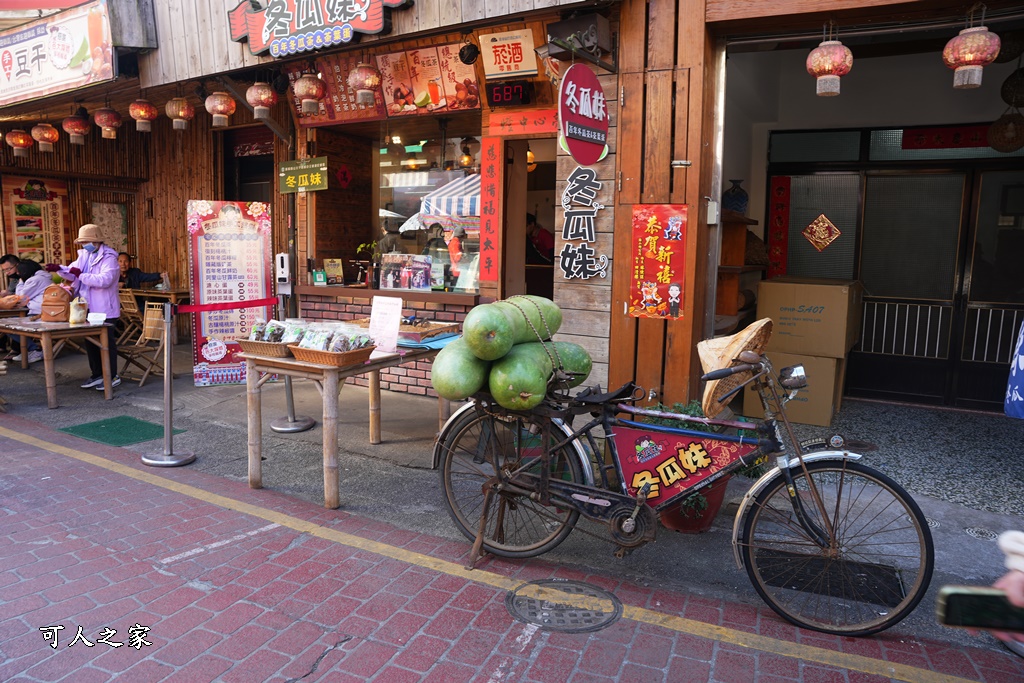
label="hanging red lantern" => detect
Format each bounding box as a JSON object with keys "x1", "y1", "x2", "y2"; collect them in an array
[
  {"x1": 204, "y1": 91, "x2": 236, "y2": 127},
  {"x1": 944, "y1": 25, "x2": 1001, "y2": 89},
  {"x1": 62, "y1": 108, "x2": 90, "y2": 145},
  {"x1": 31, "y1": 123, "x2": 59, "y2": 153},
  {"x1": 806, "y1": 26, "x2": 853, "y2": 97},
  {"x1": 346, "y1": 62, "x2": 381, "y2": 106},
  {"x1": 293, "y1": 73, "x2": 326, "y2": 115},
  {"x1": 129, "y1": 99, "x2": 159, "y2": 132},
  {"x1": 165, "y1": 97, "x2": 195, "y2": 130},
  {"x1": 5, "y1": 129, "x2": 33, "y2": 158},
  {"x1": 245, "y1": 81, "x2": 277, "y2": 120},
  {"x1": 93, "y1": 107, "x2": 122, "y2": 139}
]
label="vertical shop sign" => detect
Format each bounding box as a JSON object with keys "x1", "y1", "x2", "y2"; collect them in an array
[
  {"x1": 478, "y1": 137, "x2": 502, "y2": 282},
  {"x1": 2, "y1": 176, "x2": 68, "y2": 264},
  {"x1": 0, "y1": 0, "x2": 115, "y2": 107},
  {"x1": 558, "y1": 166, "x2": 608, "y2": 280},
  {"x1": 187, "y1": 201, "x2": 274, "y2": 387},
  {"x1": 628, "y1": 204, "x2": 687, "y2": 319},
  {"x1": 478, "y1": 30, "x2": 538, "y2": 79},
  {"x1": 558, "y1": 64, "x2": 609, "y2": 167},
  {"x1": 228, "y1": 0, "x2": 411, "y2": 57},
  {"x1": 767, "y1": 177, "x2": 791, "y2": 279}
]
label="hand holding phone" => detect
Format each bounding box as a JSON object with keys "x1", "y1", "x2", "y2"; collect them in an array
[{"x1": 937, "y1": 586, "x2": 1024, "y2": 633}]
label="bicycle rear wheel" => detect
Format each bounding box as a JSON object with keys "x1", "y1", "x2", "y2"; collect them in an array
[
  {"x1": 740, "y1": 460, "x2": 933, "y2": 636},
  {"x1": 438, "y1": 408, "x2": 583, "y2": 558}
]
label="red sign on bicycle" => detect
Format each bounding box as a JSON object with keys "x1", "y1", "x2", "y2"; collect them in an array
[{"x1": 614, "y1": 424, "x2": 757, "y2": 508}]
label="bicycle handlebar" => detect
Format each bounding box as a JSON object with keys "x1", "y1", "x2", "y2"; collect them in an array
[{"x1": 701, "y1": 362, "x2": 759, "y2": 381}]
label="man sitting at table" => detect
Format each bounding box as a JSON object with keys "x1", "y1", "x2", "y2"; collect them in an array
[
  {"x1": 1, "y1": 253, "x2": 21, "y2": 294},
  {"x1": 118, "y1": 252, "x2": 167, "y2": 290}
]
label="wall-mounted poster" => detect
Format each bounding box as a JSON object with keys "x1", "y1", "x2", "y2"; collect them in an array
[
  {"x1": 284, "y1": 54, "x2": 387, "y2": 126},
  {"x1": 376, "y1": 44, "x2": 481, "y2": 118},
  {"x1": 628, "y1": 204, "x2": 688, "y2": 319},
  {"x1": 187, "y1": 200, "x2": 274, "y2": 386},
  {"x1": 380, "y1": 253, "x2": 431, "y2": 291},
  {"x1": 2, "y1": 176, "x2": 69, "y2": 264},
  {"x1": 89, "y1": 201, "x2": 128, "y2": 253}
]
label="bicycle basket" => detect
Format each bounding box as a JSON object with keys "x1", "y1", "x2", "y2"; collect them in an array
[{"x1": 697, "y1": 317, "x2": 772, "y2": 418}]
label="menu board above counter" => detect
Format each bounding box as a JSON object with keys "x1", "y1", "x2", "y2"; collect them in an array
[
  {"x1": 376, "y1": 43, "x2": 481, "y2": 118},
  {"x1": 286, "y1": 53, "x2": 388, "y2": 127}
]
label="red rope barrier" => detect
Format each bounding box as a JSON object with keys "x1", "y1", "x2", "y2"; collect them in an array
[{"x1": 176, "y1": 297, "x2": 277, "y2": 314}]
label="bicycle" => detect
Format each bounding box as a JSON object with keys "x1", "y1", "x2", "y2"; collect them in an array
[{"x1": 434, "y1": 319, "x2": 934, "y2": 636}]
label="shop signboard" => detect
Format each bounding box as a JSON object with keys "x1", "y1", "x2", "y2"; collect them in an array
[
  {"x1": 558, "y1": 64, "x2": 609, "y2": 167},
  {"x1": 627, "y1": 204, "x2": 687, "y2": 319},
  {"x1": 278, "y1": 157, "x2": 328, "y2": 194},
  {"x1": 227, "y1": 0, "x2": 410, "y2": 57},
  {"x1": 558, "y1": 166, "x2": 608, "y2": 281},
  {"x1": 0, "y1": 0, "x2": 115, "y2": 107},
  {"x1": 478, "y1": 137, "x2": 502, "y2": 282},
  {"x1": 187, "y1": 201, "x2": 275, "y2": 387},
  {"x1": 376, "y1": 44, "x2": 481, "y2": 118},
  {"x1": 489, "y1": 109, "x2": 558, "y2": 137},
  {"x1": 478, "y1": 29, "x2": 538, "y2": 80},
  {"x1": 1, "y1": 177, "x2": 69, "y2": 265},
  {"x1": 284, "y1": 53, "x2": 386, "y2": 126}
]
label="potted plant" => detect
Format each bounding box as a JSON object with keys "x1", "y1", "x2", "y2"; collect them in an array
[{"x1": 356, "y1": 241, "x2": 381, "y2": 288}]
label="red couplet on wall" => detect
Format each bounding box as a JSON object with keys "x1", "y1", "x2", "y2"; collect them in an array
[{"x1": 478, "y1": 137, "x2": 502, "y2": 282}]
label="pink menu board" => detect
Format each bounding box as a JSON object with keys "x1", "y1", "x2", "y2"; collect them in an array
[
  {"x1": 285, "y1": 54, "x2": 387, "y2": 127},
  {"x1": 377, "y1": 43, "x2": 481, "y2": 117},
  {"x1": 187, "y1": 200, "x2": 274, "y2": 386}
]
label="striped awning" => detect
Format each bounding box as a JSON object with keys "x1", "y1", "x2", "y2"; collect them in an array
[{"x1": 420, "y1": 173, "x2": 480, "y2": 217}]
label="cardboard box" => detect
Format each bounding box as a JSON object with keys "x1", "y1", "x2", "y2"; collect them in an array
[
  {"x1": 742, "y1": 352, "x2": 847, "y2": 427},
  {"x1": 756, "y1": 277, "x2": 863, "y2": 358}
]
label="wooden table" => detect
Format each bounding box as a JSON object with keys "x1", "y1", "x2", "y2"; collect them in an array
[
  {"x1": 0, "y1": 307, "x2": 28, "y2": 319},
  {"x1": 129, "y1": 288, "x2": 190, "y2": 344},
  {"x1": 0, "y1": 319, "x2": 113, "y2": 408},
  {"x1": 240, "y1": 347, "x2": 441, "y2": 509}
]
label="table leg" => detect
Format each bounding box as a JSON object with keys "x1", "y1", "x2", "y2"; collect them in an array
[
  {"x1": 247, "y1": 358, "x2": 263, "y2": 489},
  {"x1": 369, "y1": 369, "x2": 381, "y2": 445},
  {"x1": 41, "y1": 334, "x2": 57, "y2": 409},
  {"x1": 19, "y1": 334, "x2": 28, "y2": 369},
  {"x1": 99, "y1": 327, "x2": 112, "y2": 401},
  {"x1": 323, "y1": 369, "x2": 340, "y2": 509}
]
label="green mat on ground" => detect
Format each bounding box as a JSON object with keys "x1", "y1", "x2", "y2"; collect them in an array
[{"x1": 59, "y1": 416, "x2": 185, "y2": 447}]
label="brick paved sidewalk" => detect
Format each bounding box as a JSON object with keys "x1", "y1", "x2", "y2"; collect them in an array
[{"x1": 1, "y1": 414, "x2": 1022, "y2": 683}]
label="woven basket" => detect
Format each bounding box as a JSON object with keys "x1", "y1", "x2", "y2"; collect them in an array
[
  {"x1": 698, "y1": 318, "x2": 773, "y2": 418},
  {"x1": 288, "y1": 344, "x2": 376, "y2": 368},
  {"x1": 235, "y1": 337, "x2": 293, "y2": 357}
]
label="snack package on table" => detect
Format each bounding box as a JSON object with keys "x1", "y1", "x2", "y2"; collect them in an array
[
  {"x1": 249, "y1": 319, "x2": 267, "y2": 341},
  {"x1": 298, "y1": 326, "x2": 333, "y2": 351},
  {"x1": 263, "y1": 320, "x2": 286, "y2": 343},
  {"x1": 280, "y1": 320, "x2": 307, "y2": 345}
]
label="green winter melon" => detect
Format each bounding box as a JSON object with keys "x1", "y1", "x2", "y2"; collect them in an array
[
  {"x1": 430, "y1": 338, "x2": 491, "y2": 400},
  {"x1": 488, "y1": 342, "x2": 555, "y2": 410},
  {"x1": 461, "y1": 304, "x2": 517, "y2": 360},
  {"x1": 549, "y1": 341, "x2": 593, "y2": 388},
  {"x1": 494, "y1": 295, "x2": 562, "y2": 343}
]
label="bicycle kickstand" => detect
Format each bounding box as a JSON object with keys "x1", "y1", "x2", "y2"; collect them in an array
[{"x1": 466, "y1": 486, "x2": 494, "y2": 570}]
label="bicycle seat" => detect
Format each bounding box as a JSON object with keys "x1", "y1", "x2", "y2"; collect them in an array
[{"x1": 574, "y1": 382, "x2": 637, "y2": 405}]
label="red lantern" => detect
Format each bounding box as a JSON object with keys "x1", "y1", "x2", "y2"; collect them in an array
[
  {"x1": 204, "y1": 91, "x2": 236, "y2": 127},
  {"x1": 943, "y1": 26, "x2": 1001, "y2": 89},
  {"x1": 93, "y1": 107, "x2": 122, "y2": 139},
  {"x1": 293, "y1": 73, "x2": 326, "y2": 115},
  {"x1": 31, "y1": 123, "x2": 59, "y2": 153},
  {"x1": 245, "y1": 82, "x2": 277, "y2": 120},
  {"x1": 129, "y1": 99, "x2": 159, "y2": 132},
  {"x1": 5, "y1": 129, "x2": 32, "y2": 158},
  {"x1": 62, "y1": 110, "x2": 90, "y2": 145},
  {"x1": 165, "y1": 97, "x2": 195, "y2": 130},
  {"x1": 346, "y1": 63, "x2": 381, "y2": 106},
  {"x1": 806, "y1": 40, "x2": 853, "y2": 96}
]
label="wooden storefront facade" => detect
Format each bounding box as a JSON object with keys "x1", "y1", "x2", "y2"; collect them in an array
[{"x1": 3, "y1": 0, "x2": 1019, "y2": 408}]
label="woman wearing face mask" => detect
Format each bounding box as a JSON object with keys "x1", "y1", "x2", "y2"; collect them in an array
[{"x1": 44, "y1": 224, "x2": 122, "y2": 389}]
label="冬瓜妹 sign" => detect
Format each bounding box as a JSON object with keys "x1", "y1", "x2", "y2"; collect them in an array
[
  {"x1": 558, "y1": 63, "x2": 609, "y2": 167},
  {"x1": 279, "y1": 157, "x2": 328, "y2": 194}
]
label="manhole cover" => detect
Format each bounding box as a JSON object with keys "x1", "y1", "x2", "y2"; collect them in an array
[
  {"x1": 505, "y1": 579, "x2": 622, "y2": 633},
  {"x1": 964, "y1": 527, "x2": 998, "y2": 541},
  {"x1": 908, "y1": 515, "x2": 939, "y2": 529}
]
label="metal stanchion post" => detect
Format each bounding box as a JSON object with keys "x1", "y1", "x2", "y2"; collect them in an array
[
  {"x1": 271, "y1": 294, "x2": 314, "y2": 433},
  {"x1": 142, "y1": 303, "x2": 195, "y2": 467}
]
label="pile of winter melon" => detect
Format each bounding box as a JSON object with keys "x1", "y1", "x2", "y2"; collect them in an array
[{"x1": 431, "y1": 295, "x2": 593, "y2": 411}]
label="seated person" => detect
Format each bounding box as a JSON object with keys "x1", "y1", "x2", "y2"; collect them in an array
[
  {"x1": 1, "y1": 253, "x2": 21, "y2": 294},
  {"x1": 118, "y1": 252, "x2": 167, "y2": 289},
  {"x1": 5, "y1": 259, "x2": 50, "y2": 362}
]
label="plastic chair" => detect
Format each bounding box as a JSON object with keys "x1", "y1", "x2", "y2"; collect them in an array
[
  {"x1": 117, "y1": 290, "x2": 144, "y2": 345},
  {"x1": 118, "y1": 303, "x2": 165, "y2": 386}
]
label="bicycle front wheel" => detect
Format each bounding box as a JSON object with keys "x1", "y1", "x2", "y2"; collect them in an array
[
  {"x1": 438, "y1": 408, "x2": 583, "y2": 558},
  {"x1": 740, "y1": 460, "x2": 933, "y2": 636}
]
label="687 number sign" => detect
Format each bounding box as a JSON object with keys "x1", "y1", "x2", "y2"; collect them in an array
[{"x1": 485, "y1": 80, "x2": 534, "y2": 107}]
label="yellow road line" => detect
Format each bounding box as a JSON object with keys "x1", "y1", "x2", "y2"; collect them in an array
[{"x1": 0, "y1": 425, "x2": 977, "y2": 683}]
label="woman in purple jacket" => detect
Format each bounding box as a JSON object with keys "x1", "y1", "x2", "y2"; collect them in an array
[{"x1": 45, "y1": 224, "x2": 122, "y2": 389}]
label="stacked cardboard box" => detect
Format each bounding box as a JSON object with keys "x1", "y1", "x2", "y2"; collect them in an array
[{"x1": 743, "y1": 277, "x2": 863, "y2": 426}]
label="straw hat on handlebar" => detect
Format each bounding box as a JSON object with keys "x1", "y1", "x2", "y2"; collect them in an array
[{"x1": 697, "y1": 317, "x2": 773, "y2": 418}]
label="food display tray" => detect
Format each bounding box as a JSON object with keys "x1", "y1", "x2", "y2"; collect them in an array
[
  {"x1": 288, "y1": 344, "x2": 375, "y2": 368},
  {"x1": 349, "y1": 317, "x2": 459, "y2": 343},
  {"x1": 235, "y1": 338, "x2": 293, "y2": 357}
]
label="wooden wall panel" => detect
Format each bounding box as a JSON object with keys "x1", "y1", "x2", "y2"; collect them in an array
[{"x1": 310, "y1": 129, "x2": 374, "y2": 268}]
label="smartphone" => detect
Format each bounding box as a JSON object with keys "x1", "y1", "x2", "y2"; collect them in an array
[{"x1": 937, "y1": 586, "x2": 1024, "y2": 632}]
